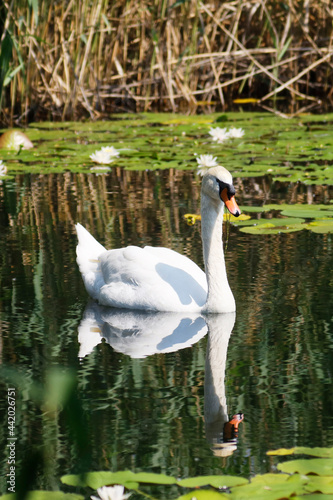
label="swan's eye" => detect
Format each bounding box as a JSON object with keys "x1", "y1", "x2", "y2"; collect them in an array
[{"x1": 216, "y1": 179, "x2": 235, "y2": 200}]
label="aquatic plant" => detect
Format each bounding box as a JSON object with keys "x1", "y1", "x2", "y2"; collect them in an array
[
  {"x1": 195, "y1": 154, "x2": 219, "y2": 175},
  {"x1": 209, "y1": 127, "x2": 231, "y2": 143},
  {"x1": 0, "y1": 130, "x2": 33, "y2": 150},
  {"x1": 90, "y1": 146, "x2": 120, "y2": 164},
  {"x1": 0, "y1": 159, "x2": 7, "y2": 175},
  {"x1": 91, "y1": 485, "x2": 131, "y2": 500},
  {"x1": 58, "y1": 446, "x2": 333, "y2": 500},
  {"x1": 227, "y1": 127, "x2": 245, "y2": 139}
]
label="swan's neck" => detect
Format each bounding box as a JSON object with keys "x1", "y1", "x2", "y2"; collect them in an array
[{"x1": 201, "y1": 192, "x2": 235, "y2": 313}]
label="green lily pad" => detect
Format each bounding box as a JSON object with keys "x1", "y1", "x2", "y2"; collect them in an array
[
  {"x1": 177, "y1": 491, "x2": 229, "y2": 500},
  {"x1": 177, "y1": 476, "x2": 248, "y2": 488},
  {"x1": 0, "y1": 492, "x2": 83, "y2": 500},
  {"x1": 229, "y1": 473, "x2": 308, "y2": 500},
  {"x1": 268, "y1": 447, "x2": 333, "y2": 458},
  {"x1": 1, "y1": 112, "x2": 333, "y2": 179},
  {"x1": 281, "y1": 209, "x2": 333, "y2": 219},
  {"x1": 306, "y1": 219, "x2": 333, "y2": 233},
  {"x1": 61, "y1": 470, "x2": 176, "y2": 489},
  {"x1": 277, "y1": 458, "x2": 333, "y2": 475},
  {"x1": 263, "y1": 204, "x2": 333, "y2": 219},
  {"x1": 239, "y1": 221, "x2": 305, "y2": 234},
  {"x1": 305, "y1": 476, "x2": 333, "y2": 494},
  {"x1": 293, "y1": 496, "x2": 333, "y2": 500}
]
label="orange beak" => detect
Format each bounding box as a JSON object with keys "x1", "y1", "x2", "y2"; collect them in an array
[{"x1": 220, "y1": 187, "x2": 241, "y2": 217}]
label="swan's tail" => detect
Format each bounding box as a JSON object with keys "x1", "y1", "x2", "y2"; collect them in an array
[{"x1": 75, "y1": 223, "x2": 106, "y2": 285}]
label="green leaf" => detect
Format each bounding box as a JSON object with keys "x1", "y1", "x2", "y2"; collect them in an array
[
  {"x1": 277, "y1": 458, "x2": 333, "y2": 475},
  {"x1": 0, "y1": 492, "x2": 84, "y2": 500},
  {"x1": 129, "y1": 472, "x2": 176, "y2": 485},
  {"x1": 306, "y1": 219, "x2": 333, "y2": 234},
  {"x1": 0, "y1": 31, "x2": 13, "y2": 95},
  {"x1": 169, "y1": 0, "x2": 189, "y2": 9},
  {"x1": 293, "y1": 496, "x2": 333, "y2": 500},
  {"x1": 177, "y1": 491, "x2": 229, "y2": 500},
  {"x1": 229, "y1": 473, "x2": 308, "y2": 500},
  {"x1": 281, "y1": 209, "x2": 333, "y2": 219},
  {"x1": 177, "y1": 475, "x2": 248, "y2": 488},
  {"x1": 305, "y1": 476, "x2": 333, "y2": 494},
  {"x1": 27, "y1": 0, "x2": 39, "y2": 25},
  {"x1": 61, "y1": 470, "x2": 176, "y2": 489},
  {"x1": 239, "y1": 222, "x2": 305, "y2": 234},
  {"x1": 268, "y1": 447, "x2": 333, "y2": 458}
]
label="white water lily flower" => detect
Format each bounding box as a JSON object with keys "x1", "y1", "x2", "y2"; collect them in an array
[
  {"x1": 101, "y1": 146, "x2": 120, "y2": 157},
  {"x1": 91, "y1": 485, "x2": 131, "y2": 500},
  {"x1": 227, "y1": 127, "x2": 245, "y2": 138},
  {"x1": 90, "y1": 149, "x2": 115, "y2": 165},
  {"x1": 208, "y1": 126, "x2": 230, "y2": 143},
  {"x1": 0, "y1": 160, "x2": 7, "y2": 176},
  {"x1": 196, "y1": 154, "x2": 219, "y2": 176}
]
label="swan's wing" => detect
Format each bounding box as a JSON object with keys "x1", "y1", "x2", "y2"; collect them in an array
[{"x1": 98, "y1": 245, "x2": 207, "y2": 312}]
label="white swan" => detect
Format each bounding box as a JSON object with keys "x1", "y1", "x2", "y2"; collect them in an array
[{"x1": 76, "y1": 166, "x2": 241, "y2": 313}]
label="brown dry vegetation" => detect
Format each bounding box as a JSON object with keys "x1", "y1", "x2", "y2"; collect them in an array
[{"x1": 0, "y1": 0, "x2": 333, "y2": 124}]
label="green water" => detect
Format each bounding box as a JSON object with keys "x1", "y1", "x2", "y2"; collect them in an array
[{"x1": 0, "y1": 114, "x2": 333, "y2": 498}]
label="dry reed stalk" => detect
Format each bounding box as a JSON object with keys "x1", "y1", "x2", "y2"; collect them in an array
[
  {"x1": 259, "y1": 51, "x2": 333, "y2": 103},
  {"x1": 200, "y1": 2, "x2": 318, "y2": 103},
  {"x1": 1, "y1": 0, "x2": 333, "y2": 122}
]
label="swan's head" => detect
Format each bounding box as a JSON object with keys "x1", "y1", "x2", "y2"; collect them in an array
[{"x1": 201, "y1": 166, "x2": 241, "y2": 217}]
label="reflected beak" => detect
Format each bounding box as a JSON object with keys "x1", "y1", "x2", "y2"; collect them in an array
[{"x1": 220, "y1": 188, "x2": 241, "y2": 217}]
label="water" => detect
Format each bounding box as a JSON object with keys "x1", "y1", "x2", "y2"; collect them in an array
[{"x1": 0, "y1": 169, "x2": 333, "y2": 496}]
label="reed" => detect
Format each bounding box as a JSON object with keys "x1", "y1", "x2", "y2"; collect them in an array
[{"x1": 0, "y1": 0, "x2": 332, "y2": 123}]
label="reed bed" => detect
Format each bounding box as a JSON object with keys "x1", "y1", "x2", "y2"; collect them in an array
[{"x1": 0, "y1": 0, "x2": 333, "y2": 123}]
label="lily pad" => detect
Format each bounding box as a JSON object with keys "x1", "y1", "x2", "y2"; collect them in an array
[
  {"x1": 268, "y1": 447, "x2": 333, "y2": 458},
  {"x1": 263, "y1": 204, "x2": 333, "y2": 219},
  {"x1": 238, "y1": 219, "x2": 306, "y2": 234},
  {"x1": 0, "y1": 492, "x2": 83, "y2": 500},
  {"x1": 305, "y1": 219, "x2": 333, "y2": 233},
  {"x1": 0, "y1": 112, "x2": 332, "y2": 182},
  {"x1": 177, "y1": 475, "x2": 248, "y2": 488},
  {"x1": 293, "y1": 496, "x2": 333, "y2": 500},
  {"x1": 305, "y1": 476, "x2": 333, "y2": 495},
  {"x1": 229, "y1": 473, "x2": 308, "y2": 500},
  {"x1": 177, "y1": 491, "x2": 229, "y2": 500},
  {"x1": 184, "y1": 213, "x2": 251, "y2": 226},
  {"x1": 277, "y1": 458, "x2": 333, "y2": 475},
  {"x1": 61, "y1": 470, "x2": 176, "y2": 489}
]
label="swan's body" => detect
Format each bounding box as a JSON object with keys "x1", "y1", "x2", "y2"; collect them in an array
[{"x1": 76, "y1": 166, "x2": 240, "y2": 313}]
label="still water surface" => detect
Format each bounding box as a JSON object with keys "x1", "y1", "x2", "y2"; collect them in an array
[{"x1": 0, "y1": 169, "x2": 332, "y2": 494}]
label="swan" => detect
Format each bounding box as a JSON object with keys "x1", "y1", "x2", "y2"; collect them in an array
[{"x1": 76, "y1": 166, "x2": 241, "y2": 313}]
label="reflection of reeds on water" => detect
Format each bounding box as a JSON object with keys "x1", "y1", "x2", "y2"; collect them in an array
[
  {"x1": 0, "y1": 168, "x2": 333, "y2": 483},
  {"x1": 2, "y1": 168, "x2": 331, "y2": 334},
  {"x1": 2, "y1": 1, "x2": 333, "y2": 122}
]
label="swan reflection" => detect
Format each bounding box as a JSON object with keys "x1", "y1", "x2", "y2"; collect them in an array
[
  {"x1": 204, "y1": 313, "x2": 244, "y2": 457},
  {"x1": 78, "y1": 301, "x2": 207, "y2": 358},
  {"x1": 78, "y1": 302, "x2": 243, "y2": 454}
]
